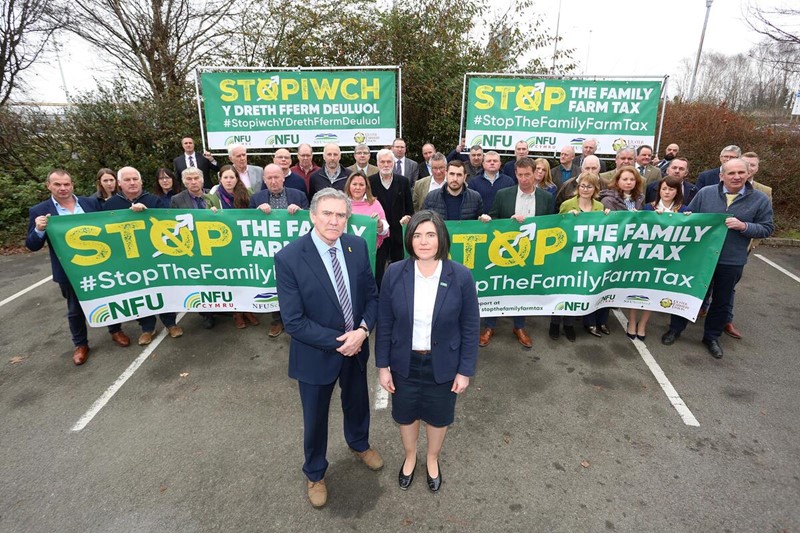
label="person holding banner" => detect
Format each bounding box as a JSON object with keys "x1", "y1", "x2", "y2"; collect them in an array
[
  {"x1": 554, "y1": 172, "x2": 607, "y2": 341},
  {"x1": 599, "y1": 166, "x2": 646, "y2": 340},
  {"x1": 27, "y1": 169, "x2": 132, "y2": 366},
  {"x1": 481, "y1": 158, "x2": 554, "y2": 349},
  {"x1": 105, "y1": 167, "x2": 184, "y2": 345},
  {"x1": 275, "y1": 188, "x2": 382, "y2": 509},
  {"x1": 215, "y1": 164, "x2": 251, "y2": 210},
  {"x1": 376, "y1": 210, "x2": 480, "y2": 493},
  {"x1": 662, "y1": 159, "x2": 773, "y2": 359},
  {"x1": 251, "y1": 164, "x2": 309, "y2": 337}
]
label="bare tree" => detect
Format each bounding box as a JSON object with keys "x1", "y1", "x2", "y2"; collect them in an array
[
  {"x1": 0, "y1": 0, "x2": 63, "y2": 105},
  {"x1": 746, "y1": 3, "x2": 800, "y2": 46},
  {"x1": 63, "y1": 0, "x2": 240, "y2": 99}
]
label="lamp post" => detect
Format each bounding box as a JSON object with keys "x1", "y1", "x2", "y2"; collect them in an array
[{"x1": 688, "y1": 0, "x2": 714, "y2": 101}]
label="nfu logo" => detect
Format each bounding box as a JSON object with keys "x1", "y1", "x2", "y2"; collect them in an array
[
  {"x1": 92, "y1": 294, "x2": 165, "y2": 323},
  {"x1": 225, "y1": 135, "x2": 252, "y2": 145},
  {"x1": 265, "y1": 134, "x2": 300, "y2": 145},
  {"x1": 555, "y1": 301, "x2": 590, "y2": 312},
  {"x1": 471, "y1": 134, "x2": 513, "y2": 148},
  {"x1": 184, "y1": 291, "x2": 234, "y2": 310}
]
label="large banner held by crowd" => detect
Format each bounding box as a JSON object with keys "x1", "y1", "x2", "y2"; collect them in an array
[
  {"x1": 47, "y1": 209, "x2": 728, "y2": 326},
  {"x1": 441, "y1": 211, "x2": 727, "y2": 320},
  {"x1": 46, "y1": 210, "x2": 378, "y2": 327},
  {"x1": 464, "y1": 76, "x2": 662, "y2": 155},
  {"x1": 200, "y1": 69, "x2": 398, "y2": 150}
]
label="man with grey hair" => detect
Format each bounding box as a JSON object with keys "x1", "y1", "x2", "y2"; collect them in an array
[
  {"x1": 104, "y1": 167, "x2": 183, "y2": 345},
  {"x1": 696, "y1": 145, "x2": 742, "y2": 189},
  {"x1": 347, "y1": 144, "x2": 378, "y2": 177},
  {"x1": 170, "y1": 167, "x2": 221, "y2": 330},
  {"x1": 551, "y1": 145, "x2": 578, "y2": 188},
  {"x1": 576, "y1": 138, "x2": 608, "y2": 172},
  {"x1": 599, "y1": 146, "x2": 636, "y2": 187},
  {"x1": 501, "y1": 140, "x2": 530, "y2": 178},
  {"x1": 309, "y1": 143, "x2": 351, "y2": 198},
  {"x1": 273, "y1": 148, "x2": 309, "y2": 195},
  {"x1": 290, "y1": 143, "x2": 319, "y2": 192},
  {"x1": 369, "y1": 148, "x2": 413, "y2": 286},
  {"x1": 228, "y1": 143, "x2": 264, "y2": 194},
  {"x1": 554, "y1": 155, "x2": 602, "y2": 211},
  {"x1": 275, "y1": 187, "x2": 381, "y2": 508}
]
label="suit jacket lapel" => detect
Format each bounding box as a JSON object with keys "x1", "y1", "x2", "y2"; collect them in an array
[{"x1": 431, "y1": 260, "x2": 453, "y2": 326}]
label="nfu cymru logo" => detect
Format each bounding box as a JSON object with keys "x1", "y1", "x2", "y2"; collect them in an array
[
  {"x1": 184, "y1": 291, "x2": 234, "y2": 310},
  {"x1": 90, "y1": 294, "x2": 165, "y2": 324}
]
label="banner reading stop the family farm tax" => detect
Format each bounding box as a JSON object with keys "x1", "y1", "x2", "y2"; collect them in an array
[
  {"x1": 201, "y1": 69, "x2": 398, "y2": 150},
  {"x1": 464, "y1": 77, "x2": 662, "y2": 155},
  {"x1": 46, "y1": 209, "x2": 378, "y2": 327},
  {"x1": 444, "y1": 211, "x2": 727, "y2": 321}
]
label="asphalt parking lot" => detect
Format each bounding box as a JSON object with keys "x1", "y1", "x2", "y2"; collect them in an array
[{"x1": 1, "y1": 245, "x2": 799, "y2": 532}]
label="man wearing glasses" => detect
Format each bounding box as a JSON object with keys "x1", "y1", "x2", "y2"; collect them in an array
[{"x1": 347, "y1": 144, "x2": 378, "y2": 177}]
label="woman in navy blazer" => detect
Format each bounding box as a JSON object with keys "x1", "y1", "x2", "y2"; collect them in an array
[{"x1": 375, "y1": 210, "x2": 480, "y2": 493}]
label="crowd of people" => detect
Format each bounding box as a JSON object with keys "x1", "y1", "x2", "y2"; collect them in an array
[{"x1": 26, "y1": 135, "x2": 774, "y2": 507}]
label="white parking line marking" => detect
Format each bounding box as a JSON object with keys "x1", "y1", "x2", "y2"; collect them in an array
[
  {"x1": 374, "y1": 382, "x2": 389, "y2": 410},
  {"x1": 612, "y1": 309, "x2": 700, "y2": 427},
  {"x1": 0, "y1": 276, "x2": 52, "y2": 308},
  {"x1": 71, "y1": 313, "x2": 186, "y2": 432},
  {"x1": 755, "y1": 254, "x2": 800, "y2": 284}
]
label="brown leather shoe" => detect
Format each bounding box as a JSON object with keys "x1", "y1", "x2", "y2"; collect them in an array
[
  {"x1": 138, "y1": 331, "x2": 154, "y2": 346},
  {"x1": 168, "y1": 326, "x2": 183, "y2": 338},
  {"x1": 110, "y1": 331, "x2": 131, "y2": 347},
  {"x1": 479, "y1": 328, "x2": 494, "y2": 347},
  {"x1": 724, "y1": 323, "x2": 742, "y2": 339},
  {"x1": 698, "y1": 308, "x2": 708, "y2": 318},
  {"x1": 244, "y1": 312, "x2": 260, "y2": 326},
  {"x1": 351, "y1": 447, "x2": 384, "y2": 471},
  {"x1": 72, "y1": 345, "x2": 89, "y2": 365},
  {"x1": 513, "y1": 328, "x2": 533, "y2": 348},
  {"x1": 268, "y1": 322, "x2": 284, "y2": 338},
  {"x1": 307, "y1": 479, "x2": 327, "y2": 508},
  {"x1": 233, "y1": 313, "x2": 247, "y2": 329}
]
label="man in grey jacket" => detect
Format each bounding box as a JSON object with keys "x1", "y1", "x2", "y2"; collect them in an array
[{"x1": 661, "y1": 159, "x2": 773, "y2": 359}]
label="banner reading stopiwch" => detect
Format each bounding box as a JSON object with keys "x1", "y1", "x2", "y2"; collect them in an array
[
  {"x1": 46, "y1": 209, "x2": 378, "y2": 326},
  {"x1": 464, "y1": 77, "x2": 662, "y2": 155},
  {"x1": 200, "y1": 69, "x2": 398, "y2": 150}
]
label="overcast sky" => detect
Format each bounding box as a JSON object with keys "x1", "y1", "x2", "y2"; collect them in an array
[{"x1": 20, "y1": 0, "x2": 780, "y2": 103}]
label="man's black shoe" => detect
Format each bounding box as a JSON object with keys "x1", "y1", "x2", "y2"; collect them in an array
[
  {"x1": 702, "y1": 338, "x2": 724, "y2": 359},
  {"x1": 661, "y1": 330, "x2": 679, "y2": 345}
]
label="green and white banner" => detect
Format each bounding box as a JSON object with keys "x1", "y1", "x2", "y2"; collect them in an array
[
  {"x1": 47, "y1": 210, "x2": 727, "y2": 326},
  {"x1": 464, "y1": 77, "x2": 662, "y2": 155},
  {"x1": 441, "y1": 211, "x2": 727, "y2": 320},
  {"x1": 200, "y1": 69, "x2": 398, "y2": 150},
  {"x1": 46, "y1": 210, "x2": 378, "y2": 326}
]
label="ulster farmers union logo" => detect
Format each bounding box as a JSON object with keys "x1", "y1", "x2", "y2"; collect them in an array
[
  {"x1": 660, "y1": 298, "x2": 674, "y2": 309},
  {"x1": 612, "y1": 137, "x2": 627, "y2": 151},
  {"x1": 89, "y1": 304, "x2": 111, "y2": 324},
  {"x1": 353, "y1": 132, "x2": 366, "y2": 143}
]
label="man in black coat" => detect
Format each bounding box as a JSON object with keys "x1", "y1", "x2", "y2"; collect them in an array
[{"x1": 173, "y1": 137, "x2": 220, "y2": 190}]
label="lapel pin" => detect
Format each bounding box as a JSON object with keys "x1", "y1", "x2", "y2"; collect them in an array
[
  {"x1": 440, "y1": 282, "x2": 448, "y2": 287},
  {"x1": 348, "y1": 246, "x2": 352, "y2": 252}
]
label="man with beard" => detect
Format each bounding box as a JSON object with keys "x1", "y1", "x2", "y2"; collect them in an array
[
  {"x1": 369, "y1": 149, "x2": 413, "y2": 287},
  {"x1": 415, "y1": 160, "x2": 487, "y2": 221},
  {"x1": 655, "y1": 143, "x2": 679, "y2": 176}
]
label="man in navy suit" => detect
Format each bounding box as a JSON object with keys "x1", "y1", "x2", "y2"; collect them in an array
[
  {"x1": 250, "y1": 164, "x2": 309, "y2": 338},
  {"x1": 275, "y1": 188, "x2": 382, "y2": 508},
  {"x1": 26, "y1": 169, "x2": 131, "y2": 366},
  {"x1": 173, "y1": 137, "x2": 219, "y2": 190}
]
